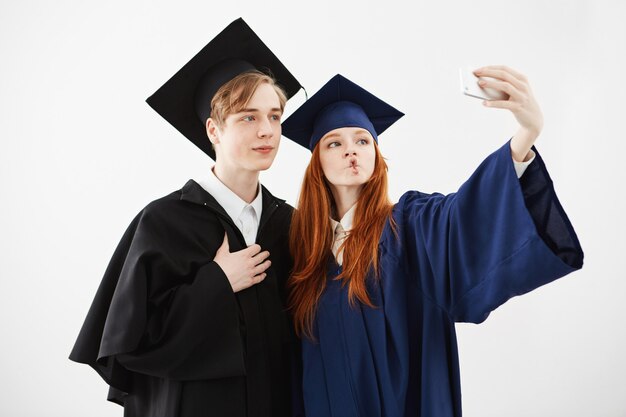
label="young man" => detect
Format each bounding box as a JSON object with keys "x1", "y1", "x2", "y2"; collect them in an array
[{"x1": 69, "y1": 18, "x2": 303, "y2": 417}]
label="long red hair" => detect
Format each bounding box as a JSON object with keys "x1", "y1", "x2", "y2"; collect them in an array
[{"x1": 289, "y1": 142, "x2": 395, "y2": 339}]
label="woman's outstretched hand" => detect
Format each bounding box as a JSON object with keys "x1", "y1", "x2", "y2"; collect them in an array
[{"x1": 474, "y1": 65, "x2": 543, "y2": 162}]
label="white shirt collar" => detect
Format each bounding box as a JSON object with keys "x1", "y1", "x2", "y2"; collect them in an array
[
  {"x1": 330, "y1": 203, "x2": 357, "y2": 233},
  {"x1": 196, "y1": 166, "x2": 263, "y2": 225}
]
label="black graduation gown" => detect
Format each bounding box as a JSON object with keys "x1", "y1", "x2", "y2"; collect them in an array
[{"x1": 69, "y1": 180, "x2": 295, "y2": 417}]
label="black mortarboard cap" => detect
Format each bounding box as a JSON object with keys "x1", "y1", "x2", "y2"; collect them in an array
[{"x1": 146, "y1": 18, "x2": 302, "y2": 159}]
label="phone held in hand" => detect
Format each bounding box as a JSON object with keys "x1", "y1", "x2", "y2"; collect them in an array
[{"x1": 459, "y1": 67, "x2": 509, "y2": 101}]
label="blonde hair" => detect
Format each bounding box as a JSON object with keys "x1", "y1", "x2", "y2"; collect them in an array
[{"x1": 210, "y1": 70, "x2": 288, "y2": 128}]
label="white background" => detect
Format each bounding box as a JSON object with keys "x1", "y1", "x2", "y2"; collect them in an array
[{"x1": 1, "y1": 0, "x2": 624, "y2": 416}]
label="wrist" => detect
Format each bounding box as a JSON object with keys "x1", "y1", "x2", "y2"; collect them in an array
[
  {"x1": 518, "y1": 125, "x2": 541, "y2": 140},
  {"x1": 510, "y1": 128, "x2": 539, "y2": 162}
]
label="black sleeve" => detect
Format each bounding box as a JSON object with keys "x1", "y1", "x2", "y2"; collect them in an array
[
  {"x1": 114, "y1": 260, "x2": 245, "y2": 380},
  {"x1": 70, "y1": 207, "x2": 245, "y2": 393}
]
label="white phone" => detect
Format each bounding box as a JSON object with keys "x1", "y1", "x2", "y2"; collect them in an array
[{"x1": 459, "y1": 67, "x2": 509, "y2": 101}]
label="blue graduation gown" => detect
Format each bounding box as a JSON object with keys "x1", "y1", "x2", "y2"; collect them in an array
[{"x1": 300, "y1": 142, "x2": 583, "y2": 417}]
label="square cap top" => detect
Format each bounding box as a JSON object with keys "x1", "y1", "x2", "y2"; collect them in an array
[
  {"x1": 281, "y1": 74, "x2": 403, "y2": 151},
  {"x1": 147, "y1": 18, "x2": 302, "y2": 159}
]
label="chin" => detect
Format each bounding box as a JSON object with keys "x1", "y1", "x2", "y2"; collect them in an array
[
  {"x1": 253, "y1": 161, "x2": 274, "y2": 171},
  {"x1": 244, "y1": 154, "x2": 277, "y2": 171},
  {"x1": 335, "y1": 180, "x2": 368, "y2": 188},
  {"x1": 350, "y1": 174, "x2": 370, "y2": 185}
]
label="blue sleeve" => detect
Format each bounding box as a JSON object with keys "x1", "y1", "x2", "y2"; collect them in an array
[{"x1": 400, "y1": 140, "x2": 583, "y2": 323}]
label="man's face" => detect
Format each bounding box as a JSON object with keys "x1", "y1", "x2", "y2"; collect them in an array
[{"x1": 211, "y1": 83, "x2": 283, "y2": 174}]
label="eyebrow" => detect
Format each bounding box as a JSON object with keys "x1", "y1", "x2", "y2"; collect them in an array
[
  {"x1": 322, "y1": 129, "x2": 370, "y2": 142},
  {"x1": 238, "y1": 108, "x2": 283, "y2": 113},
  {"x1": 322, "y1": 133, "x2": 341, "y2": 142}
]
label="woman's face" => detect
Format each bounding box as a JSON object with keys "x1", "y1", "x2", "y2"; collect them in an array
[{"x1": 318, "y1": 127, "x2": 376, "y2": 192}]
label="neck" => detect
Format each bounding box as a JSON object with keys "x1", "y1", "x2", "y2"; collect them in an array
[
  {"x1": 213, "y1": 164, "x2": 260, "y2": 204},
  {"x1": 330, "y1": 185, "x2": 361, "y2": 220}
]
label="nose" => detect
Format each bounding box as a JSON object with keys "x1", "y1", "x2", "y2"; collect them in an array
[
  {"x1": 258, "y1": 117, "x2": 273, "y2": 139},
  {"x1": 344, "y1": 143, "x2": 357, "y2": 157}
]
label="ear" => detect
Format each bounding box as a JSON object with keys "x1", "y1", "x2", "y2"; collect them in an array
[{"x1": 206, "y1": 118, "x2": 221, "y2": 145}]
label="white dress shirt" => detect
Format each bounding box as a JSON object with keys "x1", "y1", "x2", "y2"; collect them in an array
[
  {"x1": 513, "y1": 150, "x2": 536, "y2": 178},
  {"x1": 330, "y1": 205, "x2": 356, "y2": 266},
  {"x1": 196, "y1": 167, "x2": 263, "y2": 246},
  {"x1": 329, "y1": 154, "x2": 536, "y2": 265}
]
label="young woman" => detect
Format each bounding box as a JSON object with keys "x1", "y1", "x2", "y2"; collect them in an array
[{"x1": 281, "y1": 70, "x2": 583, "y2": 417}]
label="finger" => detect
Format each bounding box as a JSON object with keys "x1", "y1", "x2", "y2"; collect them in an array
[
  {"x1": 479, "y1": 71, "x2": 527, "y2": 94},
  {"x1": 251, "y1": 250, "x2": 270, "y2": 263},
  {"x1": 251, "y1": 272, "x2": 267, "y2": 285},
  {"x1": 476, "y1": 65, "x2": 528, "y2": 83},
  {"x1": 252, "y1": 260, "x2": 271, "y2": 275},
  {"x1": 245, "y1": 244, "x2": 262, "y2": 256},
  {"x1": 475, "y1": 68, "x2": 527, "y2": 92},
  {"x1": 478, "y1": 79, "x2": 520, "y2": 100},
  {"x1": 482, "y1": 100, "x2": 516, "y2": 110}
]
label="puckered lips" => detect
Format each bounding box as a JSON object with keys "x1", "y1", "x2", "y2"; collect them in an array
[{"x1": 348, "y1": 157, "x2": 359, "y2": 174}]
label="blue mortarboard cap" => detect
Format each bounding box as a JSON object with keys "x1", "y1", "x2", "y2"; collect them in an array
[
  {"x1": 146, "y1": 18, "x2": 302, "y2": 160},
  {"x1": 281, "y1": 74, "x2": 404, "y2": 151}
]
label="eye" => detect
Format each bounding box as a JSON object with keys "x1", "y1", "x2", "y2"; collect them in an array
[
  {"x1": 270, "y1": 114, "x2": 281, "y2": 121},
  {"x1": 242, "y1": 115, "x2": 255, "y2": 122},
  {"x1": 357, "y1": 138, "x2": 369, "y2": 145},
  {"x1": 328, "y1": 141, "x2": 341, "y2": 148}
]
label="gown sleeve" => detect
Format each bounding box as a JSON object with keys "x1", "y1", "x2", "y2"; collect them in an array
[
  {"x1": 400, "y1": 140, "x2": 583, "y2": 323},
  {"x1": 69, "y1": 206, "x2": 245, "y2": 394}
]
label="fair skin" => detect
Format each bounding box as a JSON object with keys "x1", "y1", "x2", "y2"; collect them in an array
[
  {"x1": 207, "y1": 82, "x2": 284, "y2": 292},
  {"x1": 318, "y1": 127, "x2": 376, "y2": 220},
  {"x1": 214, "y1": 236, "x2": 272, "y2": 293},
  {"x1": 320, "y1": 65, "x2": 544, "y2": 220},
  {"x1": 207, "y1": 82, "x2": 283, "y2": 203},
  {"x1": 474, "y1": 65, "x2": 543, "y2": 162}
]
